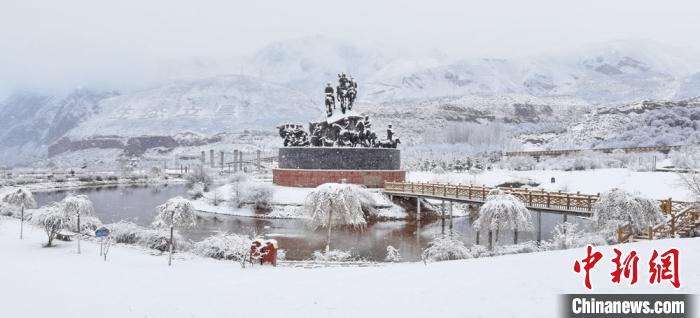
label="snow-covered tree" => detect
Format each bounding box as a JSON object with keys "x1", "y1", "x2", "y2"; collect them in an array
[
  {"x1": 474, "y1": 189, "x2": 533, "y2": 247},
  {"x1": 2, "y1": 188, "x2": 37, "y2": 209},
  {"x1": 152, "y1": 196, "x2": 197, "y2": 266},
  {"x1": 31, "y1": 205, "x2": 69, "y2": 247},
  {"x1": 421, "y1": 235, "x2": 471, "y2": 263},
  {"x1": 385, "y1": 245, "x2": 402, "y2": 262},
  {"x1": 241, "y1": 182, "x2": 273, "y2": 210},
  {"x1": 110, "y1": 221, "x2": 144, "y2": 244},
  {"x1": 60, "y1": 194, "x2": 100, "y2": 253},
  {"x1": 185, "y1": 168, "x2": 212, "y2": 191},
  {"x1": 60, "y1": 194, "x2": 100, "y2": 233},
  {"x1": 592, "y1": 188, "x2": 664, "y2": 241},
  {"x1": 673, "y1": 146, "x2": 700, "y2": 202},
  {"x1": 304, "y1": 183, "x2": 367, "y2": 253},
  {"x1": 188, "y1": 182, "x2": 205, "y2": 199}
]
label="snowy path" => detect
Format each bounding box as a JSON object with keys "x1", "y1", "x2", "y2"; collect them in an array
[{"x1": 0, "y1": 218, "x2": 697, "y2": 318}]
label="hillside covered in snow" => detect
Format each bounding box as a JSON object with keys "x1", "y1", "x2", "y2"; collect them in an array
[{"x1": 2, "y1": 37, "x2": 700, "y2": 166}]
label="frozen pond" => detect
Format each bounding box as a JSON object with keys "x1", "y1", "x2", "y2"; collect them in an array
[{"x1": 34, "y1": 185, "x2": 587, "y2": 261}]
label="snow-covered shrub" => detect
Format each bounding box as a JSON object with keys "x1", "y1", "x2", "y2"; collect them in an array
[
  {"x1": 385, "y1": 245, "x2": 402, "y2": 262},
  {"x1": 504, "y1": 156, "x2": 537, "y2": 171},
  {"x1": 473, "y1": 189, "x2": 533, "y2": 245},
  {"x1": 228, "y1": 173, "x2": 249, "y2": 184},
  {"x1": 31, "y1": 205, "x2": 69, "y2": 247},
  {"x1": 431, "y1": 165, "x2": 446, "y2": 175},
  {"x1": 185, "y1": 168, "x2": 212, "y2": 190},
  {"x1": 421, "y1": 235, "x2": 472, "y2": 262},
  {"x1": 592, "y1": 188, "x2": 664, "y2": 241},
  {"x1": 60, "y1": 194, "x2": 101, "y2": 234},
  {"x1": 140, "y1": 229, "x2": 190, "y2": 252},
  {"x1": 2, "y1": 188, "x2": 37, "y2": 209},
  {"x1": 312, "y1": 249, "x2": 353, "y2": 262},
  {"x1": 110, "y1": 221, "x2": 145, "y2": 244},
  {"x1": 0, "y1": 202, "x2": 19, "y2": 217},
  {"x1": 493, "y1": 241, "x2": 542, "y2": 255},
  {"x1": 192, "y1": 233, "x2": 252, "y2": 262},
  {"x1": 188, "y1": 182, "x2": 205, "y2": 200},
  {"x1": 305, "y1": 183, "x2": 367, "y2": 230},
  {"x1": 240, "y1": 182, "x2": 273, "y2": 210}
]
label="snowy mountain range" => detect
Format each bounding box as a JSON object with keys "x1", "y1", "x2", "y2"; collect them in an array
[{"x1": 2, "y1": 36, "x2": 700, "y2": 166}]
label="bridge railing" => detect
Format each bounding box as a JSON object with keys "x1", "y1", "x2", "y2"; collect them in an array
[{"x1": 385, "y1": 181, "x2": 688, "y2": 214}]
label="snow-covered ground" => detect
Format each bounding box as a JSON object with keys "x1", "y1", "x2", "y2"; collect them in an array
[
  {"x1": 0, "y1": 217, "x2": 696, "y2": 318},
  {"x1": 409, "y1": 168, "x2": 692, "y2": 200}
]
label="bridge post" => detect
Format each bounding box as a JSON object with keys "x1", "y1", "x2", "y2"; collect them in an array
[
  {"x1": 220, "y1": 151, "x2": 224, "y2": 169},
  {"x1": 416, "y1": 197, "x2": 421, "y2": 249},
  {"x1": 238, "y1": 151, "x2": 243, "y2": 172},
  {"x1": 441, "y1": 200, "x2": 445, "y2": 236},
  {"x1": 449, "y1": 201, "x2": 453, "y2": 232},
  {"x1": 233, "y1": 150, "x2": 238, "y2": 173},
  {"x1": 257, "y1": 150, "x2": 261, "y2": 172},
  {"x1": 537, "y1": 211, "x2": 542, "y2": 243},
  {"x1": 416, "y1": 197, "x2": 421, "y2": 222}
]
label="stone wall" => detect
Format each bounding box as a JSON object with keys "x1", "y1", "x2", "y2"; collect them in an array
[
  {"x1": 278, "y1": 147, "x2": 400, "y2": 170},
  {"x1": 273, "y1": 168, "x2": 405, "y2": 188}
]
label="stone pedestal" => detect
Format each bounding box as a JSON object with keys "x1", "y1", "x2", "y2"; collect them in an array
[{"x1": 272, "y1": 147, "x2": 405, "y2": 188}]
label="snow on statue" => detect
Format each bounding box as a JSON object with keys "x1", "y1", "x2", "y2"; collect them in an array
[
  {"x1": 474, "y1": 189, "x2": 533, "y2": 247},
  {"x1": 153, "y1": 196, "x2": 197, "y2": 266}
]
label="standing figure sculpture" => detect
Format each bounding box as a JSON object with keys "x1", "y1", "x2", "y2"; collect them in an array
[{"x1": 324, "y1": 83, "x2": 335, "y2": 117}]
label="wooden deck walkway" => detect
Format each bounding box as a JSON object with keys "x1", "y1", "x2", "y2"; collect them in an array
[{"x1": 384, "y1": 181, "x2": 689, "y2": 217}]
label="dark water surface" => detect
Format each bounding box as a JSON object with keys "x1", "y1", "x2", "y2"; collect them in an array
[{"x1": 34, "y1": 185, "x2": 585, "y2": 261}]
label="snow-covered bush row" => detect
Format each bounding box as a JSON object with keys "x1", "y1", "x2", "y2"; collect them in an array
[
  {"x1": 110, "y1": 221, "x2": 145, "y2": 244},
  {"x1": 108, "y1": 221, "x2": 191, "y2": 251},
  {"x1": 192, "y1": 233, "x2": 253, "y2": 262},
  {"x1": 421, "y1": 235, "x2": 472, "y2": 262},
  {"x1": 592, "y1": 188, "x2": 664, "y2": 242},
  {"x1": 540, "y1": 222, "x2": 607, "y2": 250},
  {"x1": 305, "y1": 183, "x2": 367, "y2": 229},
  {"x1": 312, "y1": 249, "x2": 353, "y2": 262}
]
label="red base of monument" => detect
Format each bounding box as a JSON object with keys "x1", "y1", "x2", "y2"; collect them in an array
[{"x1": 272, "y1": 168, "x2": 406, "y2": 188}]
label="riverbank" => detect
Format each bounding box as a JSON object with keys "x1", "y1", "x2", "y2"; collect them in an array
[{"x1": 0, "y1": 218, "x2": 695, "y2": 318}]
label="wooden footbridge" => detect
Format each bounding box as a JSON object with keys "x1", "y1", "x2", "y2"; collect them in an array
[{"x1": 384, "y1": 181, "x2": 698, "y2": 243}]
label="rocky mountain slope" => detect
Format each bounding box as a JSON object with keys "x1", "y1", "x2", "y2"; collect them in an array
[{"x1": 2, "y1": 38, "x2": 700, "y2": 167}]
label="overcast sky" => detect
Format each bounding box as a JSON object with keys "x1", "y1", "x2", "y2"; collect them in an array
[{"x1": 1, "y1": 0, "x2": 699, "y2": 96}]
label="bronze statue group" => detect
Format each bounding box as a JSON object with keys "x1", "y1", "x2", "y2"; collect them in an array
[
  {"x1": 277, "y1": 75, "x2": 399, "y2": 149},
  {"x1": 325, "y1": 73, "x2": 357, "y2": 117}
]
